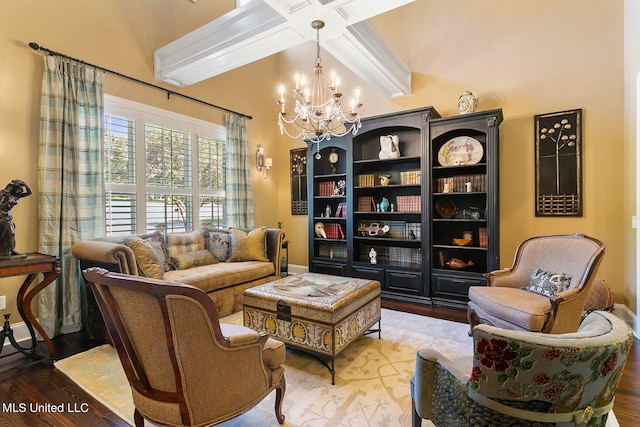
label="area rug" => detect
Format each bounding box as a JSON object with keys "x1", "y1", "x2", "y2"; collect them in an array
[{"x1": 54, "y1": 309, "x2": 619, "y2": 426}]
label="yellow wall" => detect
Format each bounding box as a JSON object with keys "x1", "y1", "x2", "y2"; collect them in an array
[{"x1": 0, "y1": 0, "x2": 634, "y2": 321}]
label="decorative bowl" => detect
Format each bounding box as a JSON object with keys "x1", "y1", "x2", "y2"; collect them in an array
[
  {"x1": 436, "y1": 198, "x2": 456, "y2": 219},
  {"x1": 452, "y1": 238, "x2": 472, "y2": 246}
]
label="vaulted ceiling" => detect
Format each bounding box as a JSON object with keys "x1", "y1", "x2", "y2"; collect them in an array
[{"x1": 153, "y1": 0, "x2": 415, "y2": 98}]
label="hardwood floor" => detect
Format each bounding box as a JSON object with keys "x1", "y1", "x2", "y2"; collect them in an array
[{"x1": 0, "y1": 304, "x2": 637, "y2": 426}]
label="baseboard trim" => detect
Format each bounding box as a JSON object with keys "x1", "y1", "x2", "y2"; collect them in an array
[{"x1": 613, "y1": 303, "x2": 638, "y2": 338}]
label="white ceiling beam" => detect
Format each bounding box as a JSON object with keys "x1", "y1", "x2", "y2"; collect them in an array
[
  {"x1": 154, "y1": 0, "x2": 414, "y2": 97},
  {"x1": 154, "y1": 1, "x2": 305, "y2": 87},
  {"x1": 323, "y1": 21, "x2": 411, "y2": 98}
]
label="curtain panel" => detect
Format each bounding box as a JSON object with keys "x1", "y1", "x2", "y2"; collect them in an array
[
  {"x1": 38, "y1": 55, "x2": 105, "y2": 337},
  {"x1": 225, "y1": 112, "x2": 254, "y2": 228}
]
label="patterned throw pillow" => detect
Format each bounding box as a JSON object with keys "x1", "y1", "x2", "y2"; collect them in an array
[
  {"x1": 227, "y1": 227, "x2": 269, "y2": 262},
  {"x1": 170, "y1": 250, "x2": 217, "y2": 270},
  {"x1": 205, "y1": 229, "x2": 231, "y2": 262},
  {"x1": 138, "y1": 230, "x2": 169, "y2": 272},
  {"x1": 522, "y1": 269, "x2": 573, "y2": 297},
  {"x1": 166, "y1": 231, "x2": 205, "y2": 257},
  {"x1": 126, "y1": 237, "x2": 164, "y2": 279}
]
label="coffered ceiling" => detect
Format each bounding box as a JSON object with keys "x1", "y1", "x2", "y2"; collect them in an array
[{"x1": 154, "y1": 0, "x2": 415, "y2": 98}]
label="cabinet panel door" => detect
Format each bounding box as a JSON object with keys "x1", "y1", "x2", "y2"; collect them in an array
[
  {"x1": 433, "y1": 275, "x2": 485, "y2": 297},
  {"x1": 385, "y1": 270, "x2": 423, "y2": 294},
  {"x1": 311, "y1": 261, "x2": 347, "y2": 276},
  {"x1": 351, "y1": 265, "x2": 385, "y2": 282}
]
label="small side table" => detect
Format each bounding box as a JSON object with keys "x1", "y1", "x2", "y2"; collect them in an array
[
  {"x1": 280, "y1": 240, "x2": 289, "y2": 277},
  {"x1": 0, "y1": 253, "x2": 60, "y2": 359}
]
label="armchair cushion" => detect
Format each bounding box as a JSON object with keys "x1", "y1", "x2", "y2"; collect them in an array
[
  {"x1": 522, "y1": 268, "x2": 572, "y2": 297},
  {"x1": 469, "y1": 287, "x2": 551, "y2": 331}
]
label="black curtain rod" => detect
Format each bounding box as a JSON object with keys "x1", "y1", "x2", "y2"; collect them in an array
[{"x1": 28, "y1": 42, "x2": 252, "y2": 120}]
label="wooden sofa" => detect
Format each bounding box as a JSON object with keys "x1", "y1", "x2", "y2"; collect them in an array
[{"x1": 71, "y1": 227, "x2": 284, "y2": 341}]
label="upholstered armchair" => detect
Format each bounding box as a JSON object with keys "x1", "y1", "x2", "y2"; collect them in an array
[
  {"x1": 411, "y1": 311, "x2": 633, "y2": 427},
  {"x1": 468, "y1": 234, "x2": 605, "y2": 334},
  {"x1": 82, "y1": 268, "x2": 286, "y2": 427}
]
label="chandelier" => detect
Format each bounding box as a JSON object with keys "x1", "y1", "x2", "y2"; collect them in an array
[{"x1": 277, "y1": 20, "x2": 363, "y2": 158}]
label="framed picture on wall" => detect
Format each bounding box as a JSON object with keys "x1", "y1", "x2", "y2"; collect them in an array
[
  {"x1": 290, "y1": 148, "x2": 308, "y2": 215},
  {"x1": 534, "y1": 108, "x2": 582, "y2": 216}
]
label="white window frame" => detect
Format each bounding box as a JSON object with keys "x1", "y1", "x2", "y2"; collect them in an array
[{"x1": 104, "y1": 94, "x2": 226, "y2": 234}]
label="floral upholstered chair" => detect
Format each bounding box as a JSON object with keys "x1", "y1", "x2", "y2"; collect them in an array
[{"x1": 410, "y1": 311, "x2": 633, "y2": 426}]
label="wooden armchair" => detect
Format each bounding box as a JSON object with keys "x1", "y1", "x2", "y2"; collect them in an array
[
  {"x1": 468, "y1": 234, "x2": 605, "y2": 334},
  {"x1": 82, "y1": 268, "x2": 286, "y2": 427}
]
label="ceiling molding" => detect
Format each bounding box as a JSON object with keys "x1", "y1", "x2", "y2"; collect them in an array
[{"x1": 154, "y1": 0, "x2": 414, "y2": 97}]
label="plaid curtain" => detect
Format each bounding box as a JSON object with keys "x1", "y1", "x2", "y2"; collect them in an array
[
  {"x1": 38, "y1": 55, "x2": 105, "y2": 337},
  {"x1": 225, "y1": 112, "x2": 254, "y2": 228}
]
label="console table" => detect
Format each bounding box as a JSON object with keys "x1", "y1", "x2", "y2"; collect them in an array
[{"x1": 0, "y1": 253, "x2": 60, "y2": 359}]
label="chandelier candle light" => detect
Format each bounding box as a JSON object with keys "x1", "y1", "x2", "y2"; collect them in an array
[{"x1": 277, "y1": 20, "x2": 363, "y2": 159}]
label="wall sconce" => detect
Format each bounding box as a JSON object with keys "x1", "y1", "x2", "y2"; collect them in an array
[{"x1": 256, "y1": 144, "x2": 272, "y2": 179}]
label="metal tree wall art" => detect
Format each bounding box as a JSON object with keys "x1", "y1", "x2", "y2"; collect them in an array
[
  {"x1": 290, "y1": 148, "x2": 308, "y2": 215},
  {"x1": 534, "y1": 109, "x2": 582, "y2": 216}
]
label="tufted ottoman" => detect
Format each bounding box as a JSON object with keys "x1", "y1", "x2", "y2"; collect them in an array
[{"x1": 243, "y1": 272, "x2": 381, "y2": 384}]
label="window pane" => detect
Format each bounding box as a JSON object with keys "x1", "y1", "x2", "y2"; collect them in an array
[
  {"x1": 146, "y1": 193, "x2": 192, "y2": 233},
  {"x1": 199, "y1": 196, "x2": 225, "y2": 229},
  {"x1": 198, "y1": 135, "x2": 225, "y2": 190},
  {"x1": 104, "y1": 115, "x2": 135, "y2": 184},
  {"x1": 106, "y1": 192, "x2": 136, "y2": 235},
  {"x1": 145, "y1": 124, "x2": 191, "y2": 188}
]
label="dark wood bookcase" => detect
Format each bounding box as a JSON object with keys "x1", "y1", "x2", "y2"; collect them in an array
[
  {"x1": 307, "y1": 106, "x2": 502, "y2": 309},
  {"x1": 428, "y1": 109, "x2": 503, "y2": 308}
]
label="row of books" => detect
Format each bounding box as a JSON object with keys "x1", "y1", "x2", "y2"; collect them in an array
[
  {"x1": 396, "y1": 195, "x2": 421, "y2": 212},
  {"x1": 435, "y1": 174, "x2": 486, "y2": 193},
  {"x1": 357, "y1": 245, "x2": 422, "y2": 268},
  {"x1": 400, "y1": 170, "x2": 421, "y2": 185},
  {"x1": 356, "y1": 220, "x2": 421, "y2": 239},
  {"x1": 356, "y1": 174, "x2": 375, "y2": 186},
  {"x1": 323, "y1": 223, "x2": 345, "y2": 239},
  {"x1": 478, "y1": 226, "x2": 488, "y2": 248},
  {"x1": 317, "y1": 181, "x2": 337, "y2": 197},
  {"x1": 318, "y1": 242, "x2": 347, "y2": 259},
  {"x1": 335, "y1": 202, "x2": 347, "y2": 218},
  {"x1": 357, "y1": 196, "x2": 378, "y2": 212}
]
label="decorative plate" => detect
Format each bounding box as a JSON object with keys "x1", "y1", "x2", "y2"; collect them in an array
[
  {"x1": 437, "y1": 136, "x2": 484, "y2": 166},
  {"x1": 436, "y1": 198, "x2": 456, "y2": 219}
]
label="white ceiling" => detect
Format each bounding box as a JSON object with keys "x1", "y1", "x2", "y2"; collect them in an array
[{"x1": 153, "y1": 0, "x2": 415, "y2": 98}]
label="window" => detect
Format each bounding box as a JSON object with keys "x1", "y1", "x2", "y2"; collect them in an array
[{"x1": 104, "y1": 95, "x2": 226, "y2": 235}]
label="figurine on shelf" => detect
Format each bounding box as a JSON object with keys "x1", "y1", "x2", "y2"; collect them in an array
[
  {"x1": 378, "y1": 135, "x2": 400, "y2": 159},
  {"x1": 369, "y1": 247, "x2": 377, "y2": 264},
  {"x1": 0, "y1": 179, "x2": 32, "y2": 259},
  {"x1": 379, "y1": 197, "x2": 390, "y2": 212},
  {"x1": 314, "y1": 222, "x2": 327, "y2": 238},
  {"x1": 325, "y1": 205, "x2": 332, "y2": 217}
]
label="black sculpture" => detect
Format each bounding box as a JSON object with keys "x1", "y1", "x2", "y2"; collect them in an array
[{"x1": 0, "y1": 180, "x2": 32, "y2": 259}]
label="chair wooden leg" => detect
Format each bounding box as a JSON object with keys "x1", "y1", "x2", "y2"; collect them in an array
[
  {"x1": 412, "y1": 399, "x2": 422, "y2": 427},
  {"x1": 274, "y1": 378, "x2": 286, "y2": 424},
  {"x1": 134, "y1": 409, "x2": 144, "y2": 427}
]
